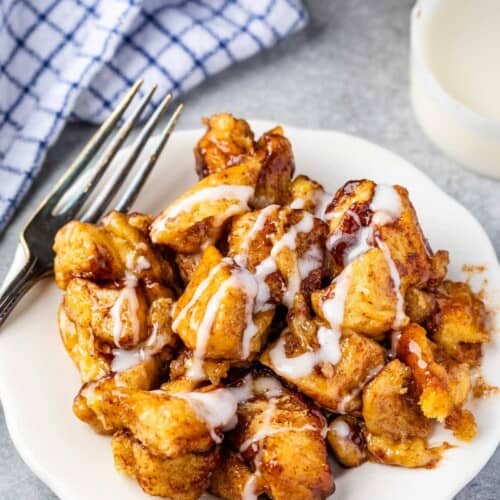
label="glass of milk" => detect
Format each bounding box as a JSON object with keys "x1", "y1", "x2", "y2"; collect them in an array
[{"x1": 410, "y1": 0, "x2": 500, "y2": 179}]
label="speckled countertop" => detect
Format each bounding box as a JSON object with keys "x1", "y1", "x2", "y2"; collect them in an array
[{"x1": 0, "y1": 1, "x2": 498, "y2": 498}]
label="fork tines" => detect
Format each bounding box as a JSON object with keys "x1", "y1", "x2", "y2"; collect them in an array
[
  {"x1": 40, "y1": 79, "x2": 183, "y2": 224},
  {"x1": 0, "y1": 80, "x2": 184, "y2": 329}
]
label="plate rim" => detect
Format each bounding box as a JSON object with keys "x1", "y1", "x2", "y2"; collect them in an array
[{"x1": 1, "y1": 121, "x2": 499, "y2": 500}]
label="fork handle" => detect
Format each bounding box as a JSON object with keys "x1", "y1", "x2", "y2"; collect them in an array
[{"x1": 0, "y1": 255, "x2": 46, "y2": 329}]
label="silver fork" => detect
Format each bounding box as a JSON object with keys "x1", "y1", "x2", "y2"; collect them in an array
[{"x1": 0, "y1": 80, "x2": 183, "y2": 328}]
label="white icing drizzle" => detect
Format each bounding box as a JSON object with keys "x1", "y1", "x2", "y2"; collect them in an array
[
  {"x1": 409, "y1": 339, "x2": 428, "y2": 369},
  {"x1": 253, "y1": 255, "x2": 278, "y2": 312},
  {"x1": 337, "y1": 363, "x2": 384, "y2": 414},
  {"x1": 331, "y1": 419, "x2": 351, "y2": 439},
  {"x1": 170, "y1": 201, "x2": 324, "y2": 382},
  {"x1": 271, "y1": 211, "x2": 315, "y2": 307},
  {"x1": 297, "y1": 244, "x2": 323, "y2": 283},
  {"x1": 240, "y1": 396, "x2": 317, "y2": 499},
  {"x1": 376, "y1": 237, "x2": 407, "y2": 328},
  {"x1": 290, "y1": 197, "x2": 305, "y2": 209},
  {"x1": 314, "y1": 190, "x2": 332, "y2": 219},
  {"x1": 125, "y1": 250, "x2": 151, "y2": 273},
  {"x1": 154, "y1": 184, "x2": 254, "y2": 225},
  {"x1": 272, "y1": 211, "x2": 314, "y2": 254},
  {"x1": 172, "y1": 261, "x2": 227, "y2": 332},
  {"x1": 269, "y1": 265, "x2": 351, "y2": 379},
  {"x1": 369, "y1": 184, "x2": 402, "y2": 219},
  {"x1": 176, "y1": 381, "x2": 253, "y2": 443},
  {"x1": 240, "y1": 398, "x2": 279, "y2": 453},
  {"x1": 110, "y1": 272, "x2": 140, "y2": 348},
  {"x1": 328, "y1": 225, "x2": 373, "y2": 264},
  {"x1": 229, "y1": 374, "x2": 255, "y2": 404},
  {"x1": 242, "y1": 473, "x2": 259, "y2": 500},
  {"x1": 80, "y1": 382, "x2": 98, "y2": 405},
  {"x1": 111, "y1": 348, "x2": 143, "y2": 373},
  {"x1": 235, "y1": 209, "x2": 319, "y2": 312},
  {"x1": 321, "y1": 266, "x2": 352, "y2": 329},
  {"x1": 135, "y1": 255, "x2": 151, "y2": 272},
  {"x1": 241, "y1": 398, "x2": 278, "y2": 499},
  {"x1": 324, "y1": 207, "x2": 343, "y2": 222},
  {"x1": 125, "y1": 251, "x2": 135, "y2": 269},
  {"x1": 173, "y1": 259, "x2": 259, "y2": 380},
  {"x1": 252, "y1": 376, "x2": 283, "y2": 399},
  {"x1": 269, "y1": 326, "x2": 342, "y2": 378},
  {"x1": 290, "y1": 190, "x2": 331, "y2": 219},
  {"x1": 186, "y1": 278, "x2": 233, "y2": 380},
  {"x1": 326, "y1": 184, "x2": 401, "y2": 264},
  {"x1": 240, "y1": 415, "x2": 316, "y2": 452},
  {"x1": 111, "y1": 323, "x2": 171, "y2": 372},
  {"x1": 326, "y1": 185, "x2": 407, "y2": 329},
  {"x1": 234, "y1": 205, "x2": 278, "y2": 269},
  {"x1": 236, "y1": 267, "x2": 259, "y2": 359}
]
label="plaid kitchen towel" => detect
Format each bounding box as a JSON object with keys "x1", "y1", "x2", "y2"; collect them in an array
[{"x1": 0, "y1": 0, "x2": 308, "y2": 233}]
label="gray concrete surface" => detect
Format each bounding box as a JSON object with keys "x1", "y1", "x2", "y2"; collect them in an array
[{"x1": 0, "y1": 1, "x2": 498, "y2": 499}]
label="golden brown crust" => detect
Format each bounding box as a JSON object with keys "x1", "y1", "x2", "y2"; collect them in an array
[
  {"x1": 150, "y1": 165, "x2": 260, "y2": 253},
  {"x1": 262, "y1": 326, "x2": 385, "y2": 413},
  {"x1": 210, "y1": 448, "x2": 253, "y2": 499},
  {"x1": 54, "y1": 211, "x2": 176, "y2": 290},
  {"x1": 405, "y1": 287, "x2": 435, "y2": 324},
  {"x1": 73, "y1": 358, "x2": 164, "y2": 433},
  {"x1": 365, "y1": 433, "x2": 450, "y2": 468},
  {"x1": 445, "y1": 408, "x2": 477, "y2": 442},
  {"x1": 326, "y1": 416, "x2": 367, "y2": 468},
  {"x1": 260, "y1": 294, "x2": 385, "y2": 414},
  {"x1": 60, "y1": 277, "x2": 176, "y2": 384},
  {"x1": 252, "y1": 126, "x2": 295, "y2": 208},
  {"x1": 289, "y1": 175, "x2": 330, "y2": 214},
  {"x1": 393, "y1": 324, "x2": 477, "y2": 441},
  {"x1": 361, "y1": 359, "x2": 452, "y2": 468},
  {"x1": 218, "y1": 380, "x2": 334, "y2": 500},
  {"x1": 63, "y1": 278, "x2": 150, "y2": 349},
  {"x1": 175, "y1": 252, "x2": 201, "y2": 285},
  {"x1": 78, "y1": 385, "x2": 221, "y2": 456},
  {"x1": 195, "y1": 113, "x2": 255, "y2": 177},
  {"x1": 397, "y1": 323, "x2": 453, "y2": 422},
  {"x1": 312, "y1": 249, "x2": 401, "y2": 339},
  {"x1": 363, "y1": 360, "x2": 431, "y2": 441},
  {"x1": 313, "y1": 180, "x2": 449, "y2": 340},
  {"x1": 169, "y1": 348, "x2": 232, "y2": 385},
  {"x1": 112, "y1": 430, "x2": 219, "y2": 500},
  {"x1": 54, "y1": 220, "x2": 122, "y2": 289},
  {"x1": 194, "y1": 115, "x2": 295, "y2": 208},
  {"x1": 54, "y1": 114, "x2": 494, "y2": 496},
  {"x1": 58, "y1": 305, "x2": 110, "y2": 384},
  {"x1": 326, "y1": 181, "x2": 438, "y2": 289},
  {"x1": 228, "y1": 206, "x2": 328, "y2": 307},
  {"x1": 426, "y1": 281, "x2": 489, "y2": 365},
  {"x1": 172, "y1": 245, "x2": 273, "y2": 365}
]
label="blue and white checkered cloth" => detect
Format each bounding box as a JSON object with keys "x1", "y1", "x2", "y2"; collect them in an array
[{"x1": 0, "y1": 0, "x2": 308, "y2": 233}]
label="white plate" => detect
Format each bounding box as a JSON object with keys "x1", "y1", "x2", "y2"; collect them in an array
[{"x1": 1, "y1": 122, "x2": 499, "y2": 500}]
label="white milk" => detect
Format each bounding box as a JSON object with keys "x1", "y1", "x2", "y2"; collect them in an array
[
  {"x1": 422, "y1": 0, "x2": 500, "y2": 121},
  {"x1": 411, "y1": 0, "x2": 500, "y2": 178}
]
